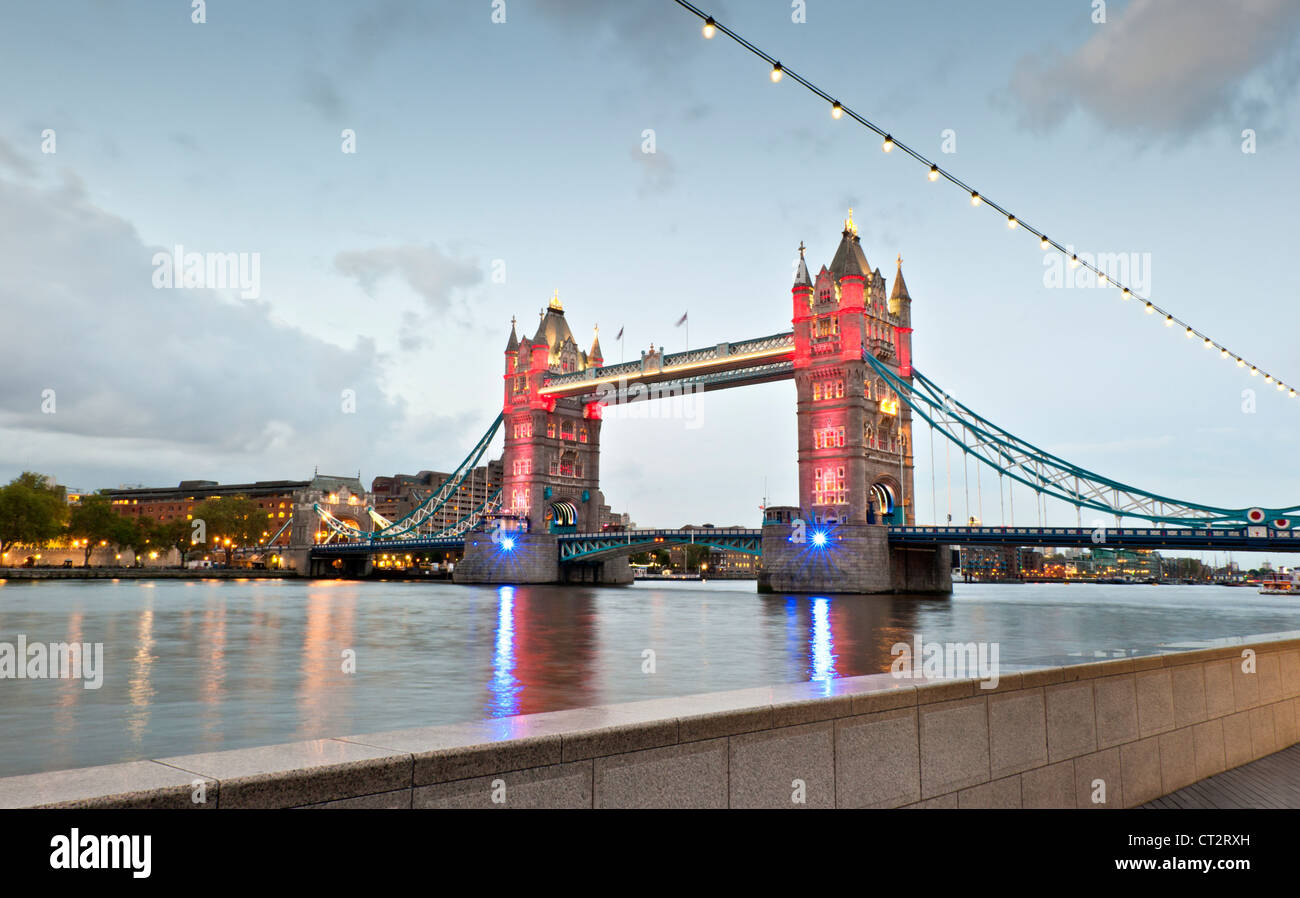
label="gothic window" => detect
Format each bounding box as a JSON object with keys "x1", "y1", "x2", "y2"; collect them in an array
[
  {"x1": 560, "y1": 421, "x2": 576, "y2": 441},
  {"x1": 579, "y1": 426, "x2": 588, "y2": 443}
]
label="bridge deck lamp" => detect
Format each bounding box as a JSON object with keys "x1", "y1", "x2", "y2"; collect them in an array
[
  {"x1": 811, "y1": 530, "x2": 829, "y2": 548},
  {"x1": 501, "y1": 537, "x2": 515, "y2": 552}
]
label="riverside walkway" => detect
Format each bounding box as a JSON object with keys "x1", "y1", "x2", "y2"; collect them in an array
[{"x1": 1143, "y1": 743, "x2": 1300, "y2": 809}]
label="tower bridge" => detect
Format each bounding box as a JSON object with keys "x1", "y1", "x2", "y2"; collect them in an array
[{"x1": 299, "y1": 212, "x2": 1300, "y2": 592}]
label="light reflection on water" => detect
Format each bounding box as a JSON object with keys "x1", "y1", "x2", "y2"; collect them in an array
[{"x1": 0, "y1": 577, "x2": 1296, "y2": 778}]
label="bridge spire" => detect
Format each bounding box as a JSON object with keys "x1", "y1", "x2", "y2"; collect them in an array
[
  {"x1": 505, "y1": 315, "x2": 519, "y2": 353},
  {"x1": 794, "y1": 241, "x2": 812, "y2": 287}
]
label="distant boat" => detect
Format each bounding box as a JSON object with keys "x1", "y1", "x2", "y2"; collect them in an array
[{"x1": 1258, "y1": 570, "x2": 1298, "y2": 595}]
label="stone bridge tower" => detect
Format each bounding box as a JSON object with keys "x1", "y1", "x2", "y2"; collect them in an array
[
  {"x1": 500, "y1": 291, "x2": 607, "y2": 533},
  {"x1": 762, "y1": 212, "x2": 946, "y2": 595},
  {"x1": 792, "y1": 211, "x2": 915, "y2": 526}
]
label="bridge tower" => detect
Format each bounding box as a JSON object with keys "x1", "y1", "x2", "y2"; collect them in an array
[
  {"x1": 456, "y1": 292, "x2": 628, "y2": 585},
  {"x1": 792, "y1": 211, "x2": 915, "y2": 526},
  {"x1": 762, "y1": 213, "x2": 945, "y2": 595},
  {"x1": 500, "y1": 292, "x2": 608, "y2": 533}
]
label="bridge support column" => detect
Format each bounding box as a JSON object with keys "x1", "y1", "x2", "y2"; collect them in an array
[
  {"x1": 453, "y1": 532, "x2": 559, "y2": 584},
  {"x1": 559, "y1": 557, "x2": 634, "y2": 585},
  {"x1": 889, "y1": 544, "x2": 953, "y2": 595},
  {"x1": 758, "y1": 522, "x2": 951, "y2": 595}
]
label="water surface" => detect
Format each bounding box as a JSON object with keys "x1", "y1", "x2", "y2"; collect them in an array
[{"x1": 1, "y1": 577, "x2": 1296, "y2": 777}]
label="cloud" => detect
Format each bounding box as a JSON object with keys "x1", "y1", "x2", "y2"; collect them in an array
[
  {"x1": 1008, "y1": 0, "x2": 1300, "y2": 138},
  {"x1": 333, "y1": 243, "x2": 483, "y2": 312},
  {"x1": 0, "y1": 137, "x2": 36, "y2": 178},
  {"x1": 301, "y1": 70, "x2": 346, "y2": 119},
  {"x1": 0, "y1": 152, "x2": 405, "y2": 486},
  {"x1": 630, "y1": 146, "x2": 675, "y2": 196}
]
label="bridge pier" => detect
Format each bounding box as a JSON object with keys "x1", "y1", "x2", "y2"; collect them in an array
[
  {"x1": 758, "y1": 521, "x2": 951, "y2": 595},
  {"x1": 453, "y1": 531, "x2": 560, "y2": 584},
  {"x1": 559, "y1": 557, "x2": 634, "y2": 585}
]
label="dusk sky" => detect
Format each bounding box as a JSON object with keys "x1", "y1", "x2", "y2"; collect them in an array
[{"x1": 3, "y1": 0, "x2": 1300, "y2": 539}]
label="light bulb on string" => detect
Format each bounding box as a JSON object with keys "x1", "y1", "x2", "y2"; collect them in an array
[
  {"x1": 1164, "y1": 315, "x2": 1173, "y2": 326},
  {"x1": 1040, "y1": 235, "x2": 1050, "y2": 250},
  {"x1": 928, "y1": 165, "x2": 939, "y2": 181},
  {"x1": 1070, "y1": 254, "x2": 1080, "y2": 269},
  {"x1": 770, "y1": 63, "x2": 783, "y2": 82},
  {"x1": 830, "y1": 101, "x2": 843, "y2": 119},
  {"x1": 702, "y1": 17, "x2": 716, "y2": 38},
  {"x1": 970, "y1": 191, "x2": 981, "y2": 206},
  {"x1": 1007, "y1": 215, "x2": 1017, "y2": 229},
  {"x1": 882, "y1": 135, "x2": 893, "y2": 152}
]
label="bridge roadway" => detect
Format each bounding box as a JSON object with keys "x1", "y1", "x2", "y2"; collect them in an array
[{"x1": 308, "y1": 523, "x2": 1300, "y2": 561}]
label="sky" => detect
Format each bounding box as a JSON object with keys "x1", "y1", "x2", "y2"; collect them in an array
[{"x1": 2, "y1": 0, "x2": 1300, "y2": 551}]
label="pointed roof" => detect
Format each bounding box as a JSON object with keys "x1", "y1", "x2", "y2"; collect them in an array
[
  {"x1": 891, "y1": 254, "x2": 911, "y2": 301},
  {"x1": 828, "y1": 209, "x2": 870, "y2": 279},
  {"x1": 505, "y1": 316, "x2": 519, "y2": 353},
  {"x1": 589, "y1": 325, "x2": 604, "y2": 362},
  {"x1": 794, "y1": 241, "x2": 812, "y2": 287},
  {"x1": 532, "y1": 293, "x2": 577, "y2": 365}
]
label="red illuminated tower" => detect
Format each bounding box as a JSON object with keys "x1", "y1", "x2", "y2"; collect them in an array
[
  {"x1": 791, "y1": 211, "x2": 915, "y2": 526},
  {"x1": 501, "y1": 291, "x2": 607, "y2": 533}
]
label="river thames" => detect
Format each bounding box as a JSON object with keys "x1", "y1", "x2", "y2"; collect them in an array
[{"x1": 1, "y1": 577, "x2": 1296, "y2": 778}]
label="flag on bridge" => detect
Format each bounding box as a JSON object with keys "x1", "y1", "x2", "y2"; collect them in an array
[
  {"x1": 675, "y1": 312, "x2": 688, "y2": 326},
  {"x1": 615, "y1": 325, "x2": 624, "y2": 340}
]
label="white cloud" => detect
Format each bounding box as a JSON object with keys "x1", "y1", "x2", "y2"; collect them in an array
[
  {"x1": 334, "y1": 243, "x2": 482, "y2": 311},
  {"x1": 0, "y1": 148, "x2": 407, "y2": 487},
  {"x1": 1009, "y1": 0, "x2": 1300, "y2": 137}
]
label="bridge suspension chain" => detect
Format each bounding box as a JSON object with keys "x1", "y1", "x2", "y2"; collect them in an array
[
  {"x1": 313, "y1": 413, "x2": 505, "y2": 542},
  {"x1": 864, "y1": 353, "x2": 1300, "y2": 528}
]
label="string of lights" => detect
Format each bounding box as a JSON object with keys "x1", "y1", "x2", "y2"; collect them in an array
[{"x1": 679, "y1": 1, "x2": 1295, "y2": 400}]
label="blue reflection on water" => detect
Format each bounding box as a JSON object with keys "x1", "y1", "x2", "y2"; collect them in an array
[
  {"x1": 487, "y1": 586, "x2": 523, "y2": 717},
  {"x1": 810, "y1": 596, "x2": 837, "y2": 691}
]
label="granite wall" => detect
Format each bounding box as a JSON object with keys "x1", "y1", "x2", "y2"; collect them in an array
[{"x1": 3, "y1": 635, "x2": 1297, "y2": 809}]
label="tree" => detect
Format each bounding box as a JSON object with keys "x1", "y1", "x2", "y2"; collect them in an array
[
  {"x1": 0, "y1": 472, "x2": 67, "y2": 557},
  {"x1": 191, "y1": 496, "x2": 266, "y2": 565},
  {"x1": 67, "y1": 494, "x2": 129, "y2": 566},
  {"x1": 684, "y1": 544, "x2": 709, "y2": 571},
  {"x1": 156, "y1": 518, "x2": 193, "y2": 567}
]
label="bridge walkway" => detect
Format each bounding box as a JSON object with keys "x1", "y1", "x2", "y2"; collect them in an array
[{"x1": 1142, "y1": 743, "x2": 1300, "y2": 809}]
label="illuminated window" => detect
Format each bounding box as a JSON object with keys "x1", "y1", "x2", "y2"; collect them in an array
[
  {"x1": 816, "y1": 315, "x2": 839, "y2": 338},
  {"x1": 813, "y1": 467, "x2": 847, "y2": 506},
  {"x1": 513, "y1": 420, "x2": 533, "y2": 440},
  {"x1": 512, "y1": 459, "x2": 532, "y2": 477},
  {"x1": 579, "y1": 426, "x2": 588, "y2": 443},
  {"x1": 814, "y1": 425, "x2": 845, "y2": 449}
]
